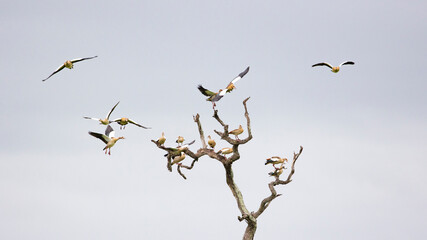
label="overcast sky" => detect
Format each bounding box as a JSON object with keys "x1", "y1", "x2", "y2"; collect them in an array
[{"x1": 1, "y1": 0, "x2": 426, "y2": 239}]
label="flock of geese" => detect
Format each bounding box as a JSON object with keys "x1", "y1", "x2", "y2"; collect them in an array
[{"x1": 41, "y1": 56, "x2": 354, "y2": 174}]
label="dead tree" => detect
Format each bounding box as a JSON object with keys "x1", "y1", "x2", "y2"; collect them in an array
[{"x1": 152, "y1": 97, "x2": 303, "y2": 240}]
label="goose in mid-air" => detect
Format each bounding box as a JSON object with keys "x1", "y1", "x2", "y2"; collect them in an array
[
  {"x1": 265, "y1": 156, "x2": 288, "y2": 167},
  {"x1": 228, "y1": 125, "x2": 244, "y2": 140},
  {"x1": 42, "y1": 56, "x2": 98, "y2": 81},
  {"x1": 111, "y1": 117, "x2": 150, "y2": 130},
  {"x1": 312, "y1": 61, "x2": 354, "y2": 73},
  {"x1": 88, "y1": 125, "x2": 124, "y2": 155},
  {"x1": 84, "y1": 101, "x2": 120, "y2": 125},
  {"x1": 198, "y1": 66, "x2": 250, "y2": 109}
]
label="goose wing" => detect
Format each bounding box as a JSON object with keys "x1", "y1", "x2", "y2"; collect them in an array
[
  {"x1": 198, "y1": 85, "x2": 217, "y2": 96},
  {"x1": 106, "y1": 101, "x2": 120, "y2": 119},
  {"x1": 339, "y1": 61, "x2": 355, "y2": 67},
  {"x1": 83, "y1": 116, "x2": 100, "y2": 121},
  {"x1": 312, "y1": 62, "x2": 334, "y2": 69},
  {"x1": 128, "y1": 119, "x2": 151, "y2": 129},
  {"x1": 228, "y1": 66, "x2": 250, "y2": 85},
  {"x1": 42, "y1": 64, "x2": 66, "y2": 81},
  {"x1": 70, "y1": 56, "x2": 98, "y2": 63},
  {"x1": 105, "y1": 125, "x2": 115, "y2": 137},
  {"x1": 88, "y1": 131, "x2": 110, "y2": 144}
]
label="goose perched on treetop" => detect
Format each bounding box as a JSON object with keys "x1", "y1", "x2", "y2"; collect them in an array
[
  {"x1": 84, "y1": 101, "x2": 120, "y2": 125},
  {"x1": 88, "y1": 125, "x2": 124, "y2": 155},
  {"x1": 229, "y1": 125, "x2": 244, "y2": 140},
  {"x1": 198, "y1": 66, "x2": 250, "y2": 109},
  {"x1": 171, "y1": 152, "x2": 186, "y2": 166},
  {"x1": 156, "y1": 132, "x2": 166, "y2": 146},
  {"x1": 268, "y1": 164, "x2": 285, "y2": 177},
  {"x1": 207, "y1": 135, "x2": 216, "y2": 149},
  {"x1": 265, "y1": 156, "x2": 288, "y2": 167},
  {"x1": 312, "y1": 61, "x2": 354, "y2": 73},
  {"x1": 164, "y1": 140, "x2": 196, "y2": 157},
  {"x1": 111, "y1": 117, "x2": 151, "y2": 130},
  {"x1": 42, "y1": 56, "x2": 98, "y2": 81}
]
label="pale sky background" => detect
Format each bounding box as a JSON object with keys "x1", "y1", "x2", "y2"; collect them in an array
[{"x1": 1, "y1": 0, "x2": 426, "y2": 239}]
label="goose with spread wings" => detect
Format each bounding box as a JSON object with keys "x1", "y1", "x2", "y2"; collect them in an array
[
  {"x1": 42, "y1": 56, "x2": 98, "y2": 81},
  {"x1": 111, "y1": 117, "x2": 151, "y2": 130},
  {"x1": 312, "y1": 61, "x2": 354, "y2": 73},
  {"x1": 198, "y1": 66, "x2": 250, "y2": 109},
  {"x1": 84, "y1": 101, "x2": 120, "y2": 125},
  {"x1": 88, "y1": 125, "x2": 124, "y2": 155}
]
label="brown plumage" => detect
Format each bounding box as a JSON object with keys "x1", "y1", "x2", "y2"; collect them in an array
[{"x1": 229, "y1": 125, "x2": 244, "y2": 140}]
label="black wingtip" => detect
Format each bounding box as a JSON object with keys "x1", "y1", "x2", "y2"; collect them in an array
[{"x1": 239, "y1": 66, "x2": 250, "y2": 78}]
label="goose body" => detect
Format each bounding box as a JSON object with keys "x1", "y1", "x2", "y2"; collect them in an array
[
  {"x1": 218, "y1": 147, "x2": 233, "y2": 156},
  {"x1": 42, "y1": 56, "x2": 98, "y2": 81},
  {"x1": 176, "y1": 136, "x2": 184, "y2": 146},
  {"x1": 312, "y1": 61, "x2": 354, "y2": 73},
  {"x1": 207, "y1": 135, "x2": 216, "y2": 149},
  {"x1": 157, "y1": 132, "x2": 166, "y2": 146},
  {"x1": 171, "y1": 152, "x2": 186, "y2": 165},
  {"x1": 229, "y1": 125, "x2": 244, "y2": 140},
  {"x1": 268, "y1": 164, "x2": 285, "y2": 177},
  {"x1": 265, "y1": 156, "x2": 288, "y2": 166},
  {"x1": 84, "y1": 101, "x2": 119, "y2": 125},
  {"x1": 88, "y1": 125, "x2": 124, "y2": 155}
]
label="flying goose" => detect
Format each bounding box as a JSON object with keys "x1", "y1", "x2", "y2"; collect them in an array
[
  {"x1": 312, "y1": 61, "x2": 354, "y2": 73},
  {"x1": 198, "y1": 66, "x2": 250, "y2": 109},
  {"x1": 42, "y1": 56, "x2": 98, "y2": 81},
  {"x1": 84, "y1": 101, "x2": 120, "y2": 125},
  {"x1": 88, "y1": 125, "x2": 124, "y2": 155},
  {"x1": 111, "y1": 117, "x2": 150, "y2": 130}
]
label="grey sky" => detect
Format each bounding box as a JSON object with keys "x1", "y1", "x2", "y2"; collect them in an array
[{"x1": 1, "y1": 0, "x2": 426, "y2": 239}]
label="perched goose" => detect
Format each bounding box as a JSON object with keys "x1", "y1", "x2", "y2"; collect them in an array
[
  {"x1": 88, "y1": 125, "x2": 124, "y2": 155},
  {"x1": 268, "y1": 164, "x2": 285, "y2": 177},
  {"x1": 156, "y1": 132, "x2": 166, "y2": 146},
  {"x1": 312, "y1": 61, "x2": 354, "y2": 73},
  {"x1": 265, "y1": 156, "x2": 288, "y2": 167},
  {"x1": 229, "y1": 125, "x2": 244, "y2": 140},
  {"x1": 42, "y1": 56, "x2": 98, "y2": 81},
  {"x1": 207, "y1": 135, "x2": 216, "y2": 149},
  {"x1": 217, "y1": 147, "x2": 233, "y2": 156},
  {"x1": 176, "y1": 136, "x2": 184, "y2": 146},
  {"x1": 84, "y1": 101, "x2": 120, "y2": 125},
  {"x1": 198, "y1": 66, "x2": 250, "y2": 109},
  {"x1": 171, "y1": 152, "x2": 186, "y2": 166},
  {"x1": 164, "y1": 140, "x2": 196, "y2": 157},
  {"x1": 111, "y1": 117, "x2": 150, "y2": 130}
]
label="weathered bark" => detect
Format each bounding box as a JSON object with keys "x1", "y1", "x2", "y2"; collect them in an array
[{"x1": 152, "y1": 98, "x2": 303, "y2": 239}]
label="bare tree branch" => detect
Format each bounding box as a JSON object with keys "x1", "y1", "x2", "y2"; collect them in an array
[
  {"x1": 151, "y1": 97, "x2": 303, "y2": 240},
  {"x1": 253, "y1": 146, "x2": 304, "y2": 218},
  {"x1": 193, "y1": 114, "x2": 207, "y2": 149}
]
